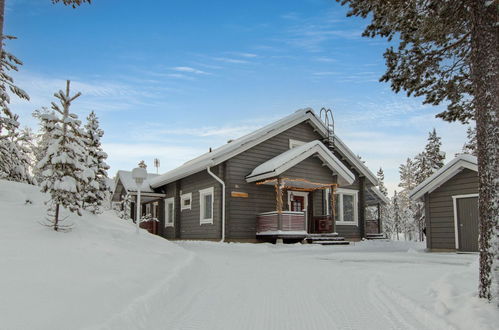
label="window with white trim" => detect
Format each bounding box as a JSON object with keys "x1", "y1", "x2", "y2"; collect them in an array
[
  {"x1": 199, "y1": 187, "x2": 214, "y2": 225},
  {"x1": 289, "y1": 139, "x2": 306, "y2": 149},
  {"x1": 180, "y1": 192, "x2": 192, "y2": 211},
  {"x1": 165, "y1": 197, "x2": 174, "y2": 227},
  {"x1": 331, "y1": 188, "x2": 358, "y2": 225}
]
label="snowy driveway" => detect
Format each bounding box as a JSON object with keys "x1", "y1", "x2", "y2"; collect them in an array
[{"x1": 137, "y1": 241, "x2": 497, "y2": 330}]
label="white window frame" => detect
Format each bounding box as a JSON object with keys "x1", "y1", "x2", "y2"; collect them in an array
[
  {"x1": 180, "y1": 192, "x2": 192, "y2": 211},
  {"x1": 289, "y1": 139, "x2": 306, "y2": 149},
  {"x1": 452, "y1": 193, "x2": 479, "y2": 250},
  {"x1": 334, "y1": 188, "x2": 358, "y2": 226},
  {"x1": 165, "y1": 197, "x2": 175, "y2": 227},
  {"x1": 199, "y1": 187, "x2": 214, "y2": 225},
  {"x1": 287, "y1": 190, "x2": 309, "y2": 212}
]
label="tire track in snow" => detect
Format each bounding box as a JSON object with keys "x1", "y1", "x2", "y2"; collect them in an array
[{"x1": 369, "y1": 274, "x2": 455, "y2": 330}]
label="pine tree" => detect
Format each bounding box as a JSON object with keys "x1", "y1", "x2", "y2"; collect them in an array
[
  {"x1": 337, "y1": 0, "x2": 498, "y2": 300},
  {"x1": 36, "y1": 80, "x2": 88, "y2": 231},
  {"x1": 82, "y1": 111, "x2": 110, "y2": 213},
  {"x1": 425, "y1": 129, "x2": 445, "y2": 170},
  {"x1": 462, "y1": 126, "x2": 477, "y2": 156},
  {"x1": 0, "y1": 36, "x2": 29, "y2": 178},
  {"x1": 399, "y1": 158, "x2": 417, "y2": 192},
  {"x1": 414, "y1": 129, "x2": 445, "y2": 185},
  {"x1": 377, "y1": 167, "x2": 387, "y2": 196}
]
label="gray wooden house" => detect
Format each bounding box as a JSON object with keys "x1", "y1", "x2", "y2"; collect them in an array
[
  {"x1": 409, "y1": 154, "x2": 479, "y2": 252},
  {"x1": 112, "y1": 109, "x2": 388, "y2": 243}
]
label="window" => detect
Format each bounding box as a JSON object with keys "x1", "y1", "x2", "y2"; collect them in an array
[
  {"x1": 329, "y1": 188, "x2": 358, "y2": 225},
  {"x1": 199, "y1": 187, "x2": 214, "y2": 225},
  {"x1": 180, "y1": 193, "x2": 192, "y2": 211},
  {"x1": 289, "y1": 139, "x2": 306, "y2": 149},
  {"x1": 165, "y1": 197, "x2": 174, "y2": 227}
]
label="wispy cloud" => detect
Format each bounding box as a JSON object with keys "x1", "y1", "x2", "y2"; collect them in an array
[
  {"x1": 227, "y1": 52, "x2": 259, "y2": 58},
  {"x1": 172, "y1": 66, "x2": 209, "y2": 75},
  {"x1": 213, "y1": 57, "x2": 250, "y2": 64}
]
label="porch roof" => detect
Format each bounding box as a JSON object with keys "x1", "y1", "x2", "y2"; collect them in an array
[
  {"x1": 245, "y1": 140, "x2": 355, "y2": 186},
  {"x1": 256, "y1": 177, "x2": 334, "y2": 190}
]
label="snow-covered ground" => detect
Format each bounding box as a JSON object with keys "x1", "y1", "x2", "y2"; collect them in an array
[{"x1": 1, "y1": 180, "x2": 497, "y2": 330}]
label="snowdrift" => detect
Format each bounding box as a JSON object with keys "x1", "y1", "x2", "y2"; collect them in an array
[{"x1": 0, "y1": 180, "x2": 192, "y2": 330}]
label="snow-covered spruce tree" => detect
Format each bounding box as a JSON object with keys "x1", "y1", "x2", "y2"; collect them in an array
[
  {"x1": 118, "y1": 193, "x2": 132, "y2": 221},
  {"x1": 1, "y1": 115, "x2": 35, "y2": 184},
  {"x1": 32, "y1": 108, "x2": 53, "y2": 184},
  {"x1": 82, "y1": 111, "x2": 110, "y2": 213},
  {"x1": 0, "y1": 36, "x2": 29, "y2": 179},
  {"x1": 337, "y1": 0, "x2": 498, "y2": 301},
  {"x1": 462, "y1": 126, "x2": 477, "y2": 156},
  {"x1": 398, "y1": 158, "x2": 421, "y2": 241},
  {"x1": 37, "y1": 80, "x2": 88, "y2": 231}
]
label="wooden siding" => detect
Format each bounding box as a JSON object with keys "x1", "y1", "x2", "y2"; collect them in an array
[
  {"x1": 162, "y1": 182, "x2": 176, "y2": 239},
  {"x1": 426, "y1": 169, "x2": 478, "y2": 250},
  {"x1": 178, "y1": 167, "x2": 222, "y2": 240},
  {"x1": 226, "y1": 122, "x2": 339, "y2": 239}
]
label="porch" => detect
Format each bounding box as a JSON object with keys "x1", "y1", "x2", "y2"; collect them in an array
[
  {"x1": 254, "y1": 177, "x2": 338, "y2": 241},
  {"x1": 245, "y1": 140, "x2": 356, "y2": 242}
]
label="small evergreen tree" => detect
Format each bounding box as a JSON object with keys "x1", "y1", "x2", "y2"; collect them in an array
[
  {"x1": 462, "y1": 126, "x2": 477, "y2": 156},
  {"x1": 36, "y1": 80, "x2": 88, "y2": 231},
  {"x1": 414, "y1": 129, "x2": 445, "y2": 185},
  {"x1": 118, "y1": 193, "x2": 132, "y2": 221},
  {"x1": 82, "y1": 111, "x2": 110, "y2": 213},
  {"x1": 377, "y1": 167, "x2": 388, "y2": 196}
]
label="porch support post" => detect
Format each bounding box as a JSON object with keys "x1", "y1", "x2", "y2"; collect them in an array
[
  {"x1": 276, "y1": 177, "x2": 283, "y2": 231},
  {"x1": 377, "y1": 202, "x2": 381, "y2": 234},
  {"x1": 331, "y1": 185, "x2": 336, "y2": 233}
]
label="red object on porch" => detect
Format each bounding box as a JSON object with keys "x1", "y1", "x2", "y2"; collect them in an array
[
  {"x1": 312, "y1": 216, "x2": 333, "y2": 233},
  {"x1": 140, "y1": 220, "x2": 158, "y2": 235}
]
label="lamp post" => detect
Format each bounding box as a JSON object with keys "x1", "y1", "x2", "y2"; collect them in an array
[{"x1": 132, "y1": 166, "x2": 147, "y2": 233}]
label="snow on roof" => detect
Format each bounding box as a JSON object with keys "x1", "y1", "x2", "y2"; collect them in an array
[
  {"x1": 368, "y1": 187, "x2": 390, "y2": 205},
  {"x1": 246, "y1": 140, "x2": 355, "y2": 186},
  {"x1": 149, "y1": 108, "x2": 378, "y2": 188},
  {"x1": 409, "y1": 154, "x2": 478, "y2": 201},
  {"x1": 115, "y1": 170, "x2": 159, "y2": 193}
]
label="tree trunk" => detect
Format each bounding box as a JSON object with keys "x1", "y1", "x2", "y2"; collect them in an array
[
  {"x1": 470, "y1": 0, "x2": 499, "y2": 301},
  {"x1": 54, "y1": 203, "x2": 60, "y2": 231}
]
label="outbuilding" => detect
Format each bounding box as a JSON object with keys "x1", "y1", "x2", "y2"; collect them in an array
[{"x1": 409, "y1": 154, "x2": 479, "y2": 252}]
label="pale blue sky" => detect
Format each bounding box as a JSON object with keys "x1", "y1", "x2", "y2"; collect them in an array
[{"x1": 7, "y1": 0, "x2": 469, "y2": 193}]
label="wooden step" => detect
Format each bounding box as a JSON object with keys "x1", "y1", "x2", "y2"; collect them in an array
[
  {"x1": 311, "y1": 240, "x2": 350, "y2": 245},
  {"x1": 365, "y1": 233, "x2": 387, "y2": 240}
]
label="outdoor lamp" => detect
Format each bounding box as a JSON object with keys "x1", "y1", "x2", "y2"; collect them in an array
[{"x1": 132, "y1": 166, "x2": 147, "y2": 233}]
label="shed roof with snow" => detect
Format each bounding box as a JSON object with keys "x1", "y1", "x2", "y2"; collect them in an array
[{"x1": 409, "y1": 154, "x2": 478, "y2": 201}]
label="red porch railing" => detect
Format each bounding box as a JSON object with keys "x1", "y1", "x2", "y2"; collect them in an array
[{"x1": 257, "y1": 211, "x2": 307, "y2": 235}]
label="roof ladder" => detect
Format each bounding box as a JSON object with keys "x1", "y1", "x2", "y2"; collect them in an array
[{"x1": 319, "y1": 107, "x2": 335, "y2": 150}]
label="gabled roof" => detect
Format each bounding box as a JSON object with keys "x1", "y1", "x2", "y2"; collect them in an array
[
  {"x1": 115, "y1": 170, "x2": 159, "y2": 193},
  {"x1": 246, "y1": 140, "x2": 355, "y2": 186},
  {"x1": 366, "y1": 187, "x2": 390, "y2": 205},
  {"x1": 409, "y1": 154, "x2": 478, "y2": 201},
  {"x1": 150, "y1": 108, "x2": 378, "y2": 188}
]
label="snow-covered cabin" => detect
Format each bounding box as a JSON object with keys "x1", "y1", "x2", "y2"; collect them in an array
[
  {"x1": 112, "y1": 108, "x2": 388, "y2": 243},
  {"x1": 410, "y1": 154, "x2": 479, "y2": 252}
]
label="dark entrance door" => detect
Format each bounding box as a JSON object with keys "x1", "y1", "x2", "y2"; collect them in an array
[
  {"x1": 290, "y1": 195, "x2": 305, "y2": 212},
  {"x1": 456, "y1": 196, "x2": 479, "y2": 252}
]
